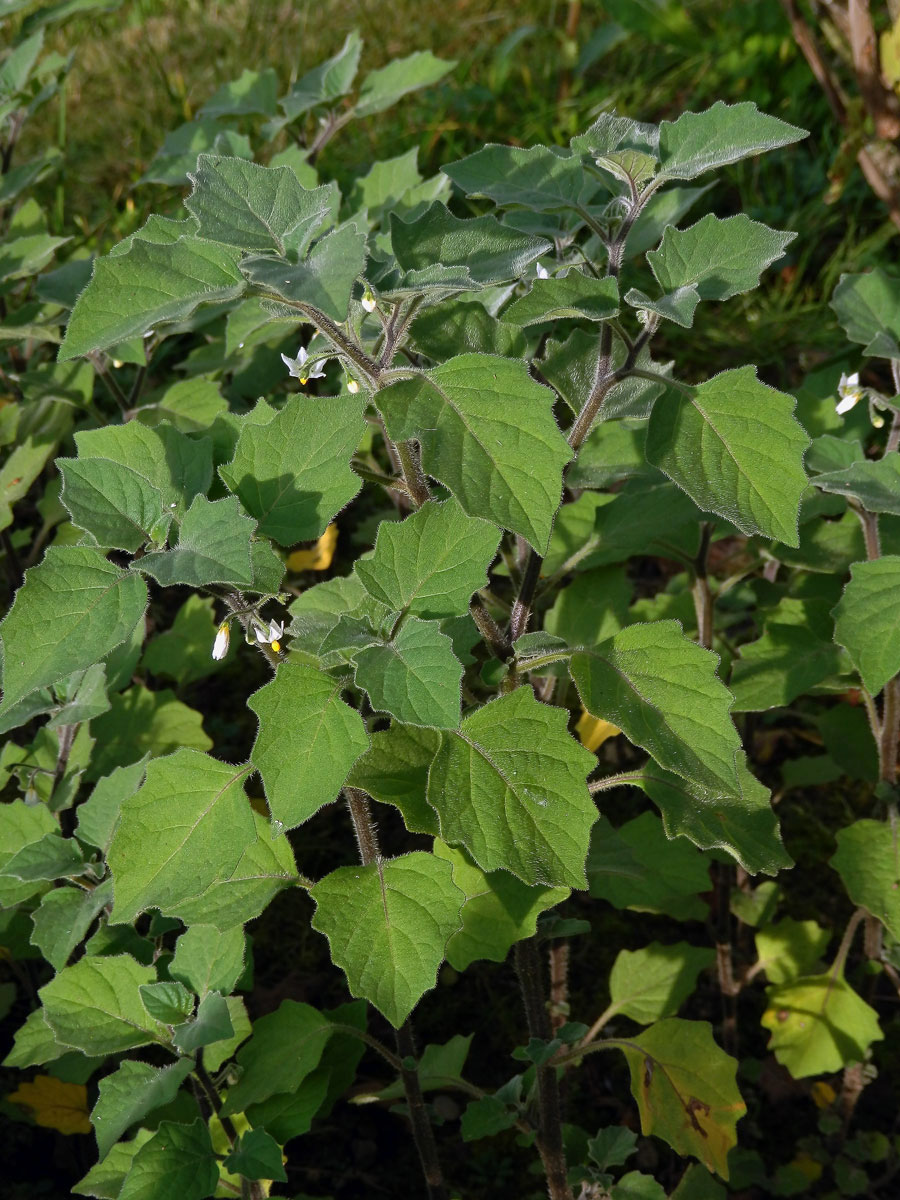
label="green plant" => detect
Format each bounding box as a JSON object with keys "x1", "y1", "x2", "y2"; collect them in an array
[{"x1": 6, "y1": 20, "x2": 900, "y2": 1200}]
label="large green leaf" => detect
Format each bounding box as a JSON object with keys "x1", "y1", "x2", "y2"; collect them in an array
[
  {"x1": 0, "y1": 799, "x2": 58, "y2": 908},
  {"x1": 92, "y1": 1058, "x2": 194, "y2": 1160},
  {"x1": 137, "y1": 495, "x2": 255, "y2": 588},
  {"x1": 354, "y1": 49, "x2": 455, "y2": 117},
  {"x1": 504, "y1": 272, "x2": 619, "y2": 325},
  {"x1": 59, "y1": 235, "x2": 245, "y2": 360},
  {"x1": 354, "y1": 617, "x2": 462, "y2": 728},
  {"x1": 58, "y1": 458, "x2": 168, "y2": 552},
  {"x1": 39, "y1": 955, "x2": 165, "y2": 1056},
  {"x1": 107, "y1": 750, "x2": 256, "y2": 924},
  {"x1": 571, "y1": 620, "x2": 741, "y2": 795},
  {"x1": 427, "y1": 686, "x2": 597, "y2": 887},
  {"x1": 118, "y1": 1120, "x2": 218, "y2": 1200},
  {"x1": 761, "y1": 973, "x2": 883, "y2": 1078},
  {"x1": 639, "y1": 755, "x2": 792, "y2": 877},
  {"x1": 376, "y1": 354, "x2": 571, "y2": 551},
  {"x1": 618, "y1": 1018, "x2": 745, "y2": 1177},
  {"x1": 442, "y1": 144, "x2": 587, "y2": 212},
  {"x1": 220, "y1": 999, "x2": 331, "y2": 1114},
  {"x1": 198, "y1": 67, "x2": 279, "y2": 118},
  {"x1": 30, "y1": 883, "x2": 112, "y2": 971},
  {"x1": 240, "y1": 224, "x2": 367, "y2": 324},
  {"x1": 433, "y1": 839, "x2": 568, "y2": 971},
  {"x1": 544, "y1": 566, "x2": 631, "y2": 647},
  {"x1": 89, "y1": 686, "x2": 211, "y2": 779},
  {"x1": 647, "y1": 214, "x2": 794, "y2": 302},
  {"x1": 169, "y1": 924, "x2": 246, "y2": 998},
  {"x1": 279, "y1": 31, "x2": 362, "y2": 120},
  {"x1": 248, "y1": 662, "x2": 369, "y2": 829},
  {"x1": 186, "y1": 155, "x2": 336, "y2": 255},
  {"x1": 646, "y1": 367, "x2": 810, "y2": 544},
  {"x1": 0, "y1": 546, "x2": 147, "y2": 717},
  {"x1": 219, "y1": 393, "x2": 364, "y2": 545},
  {"x1": 831, "y1": 269, "x2": 900, "y2": 358},
  {"x1": 754, "y1": 918, "x2": 831, "y2": 985},
  {"x1": 813, "y1": 454, "x2": 900, "y2": 515},
  {"x1": 390, "y1": 203, "x2": 549, "y2": 285},
  {"x1": 347, "y1": 723, "x2": 442, "y2": 835},
  {"x1": 831, "y1": 820, "x2": 900, "y2": 941},
  {"x1": 607, "y1": 942, "x2": 715, "y2": 1025},
  {"x1": 832, "y1": 557, "x2": 900, "y2": 695},
  {"x1": 356, "y1": 499, "x2": 500, "y2": 619},
  {"x1": 657, "y1": 101, "x2": 806, "y2": 179},
  {"x1": 311, "y1": 851, "x2": 464, "y2": 1026}
]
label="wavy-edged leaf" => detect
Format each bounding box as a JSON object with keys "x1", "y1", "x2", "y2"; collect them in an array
[
  {"x1": 657, "y1": 101, "x2": 806, "y2": 180},
  {"x1": 354, "y1": 617, "x2": 462, "y2": 729}
]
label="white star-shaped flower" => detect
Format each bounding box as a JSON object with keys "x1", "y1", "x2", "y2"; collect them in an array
[
  {"x1": 361, "y1": 288, "x2": 377, "y2": 313},
  {"x1": 836, "y1": 371, "x2": 864, "y2": 416},
  {"x1": 211, "y1": 621, "x2": 230, "y2": 660},
  {"x1": 255, "y1": 619, "x2": 285, "y2": 652},
  {"x1": 535, "y1": 262, "x2": 549, "y2": 279},
  {"x1": 281, "y1": 345, "x2": 327, "y2": 385}
]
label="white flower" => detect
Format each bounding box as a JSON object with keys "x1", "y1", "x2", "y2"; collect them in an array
[
  {"x1": 836, "y1": 371, "x2": 864, "y2": 416},
  {"x1": 211, "y1": 621, "x2": 231, "y2": 660},
  {"x1": 361, "y1": 287, "x2": 377, "y2": 313},
  {"x1": 535, "y1": 262, "x2": 549, "y2": 279},
  {"x1": 347, "y1": 378, "x2": 360, "y2": 394},
  {"x1": 281, "y1": 345, "x2": 327, "y2": 385},
  {"x1": 255, "y1": 619, "x2": 285, "y2": 652}
]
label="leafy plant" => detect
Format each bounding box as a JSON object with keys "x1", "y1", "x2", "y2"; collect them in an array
[{"x1": 4, "y1": 18, "x2": 900, "y2": 1200}]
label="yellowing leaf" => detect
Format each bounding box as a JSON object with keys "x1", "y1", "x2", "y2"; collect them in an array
[
  {"x1": 810, "y1": 1081, "x2": 836, "y2": 1109},
  {"x1": 576, "y1": 709, "x2": 620, "y2": 752},
  {"x1": 287, "y1": 523, "x2": 337, "y2": 571},
  {"x1": 7, "y1": 1074, "x2": 91, "y2": 1134}
]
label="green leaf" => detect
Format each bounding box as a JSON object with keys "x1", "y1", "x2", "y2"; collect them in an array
[
  {"x1": 107, "y1": 749, "x2": 256, "y2": 924},
  {"x1": 59, "y1": 235, "x2": 245, "y2": 360},
  {"x1": 172, "y1": 990, "x2": 234, "y2": 1053},
  {"x1": 76, "y1": 753, "x2": 148, "y2": 859},
  {"x1": 347, "y1": 723, "x2": 442, "y2": 835},
  {"x1": 170, "y1": 924, "x2": 246, "y2": 998},
  {"x1": 141, "y1": 118, "x2": 251, "y2": 186},
  {"x1": 618, "y1": 1018, "x2": 745, "y2": 1177},
  {"x1": 0, "y1": 232, "x2": 68, "y2": 281},
  {"x1": 74, "y1": 1129, "x2": 153, "y2": 1199},
  {"x1": 0, "y1": 799, "x2": 57, "y2": 907},
  {"x1": 754, "y1": 918, "x2": 831, "y2": 985},
  {"x1": 141, "y1": 595, "x2": 227, "y2": 687},
  {"x1": 71, "y1": 420, "x2": 213, "y2": 517},
  {"x1": 831, "y1": 820, "x2": 900, "y2": 940},
  {"x1": 572, "y1": 620, "x2": 741, "y2": 795},
  {"x1": 356, "y1": 499, "x2": 500, "y2": 620},
  {"x1": 248, "y1": 661, "x2": 369, "y2": 829},
  {"x1": 1, "y1": 831, "x2": 88, "y2": 881},
  {"x1": 624, "y1": 284, "x2": 701, "y2": 329},
  {"x1": 410, "y1": 296, "x2": 528, "y2": 361},
  {"x1": 30, "y1": 883, "x2": 111, "y2": 971},
  {"x1": 203, "y1": 995, "x2": 252, "y2": 1073},
  {"x1": 354, "y1": 617, "x2": 462, "y2": 728},
  {"x1": 118, "y1": 1119, "x2": 218, "y2": 1200},
  {"x1": 92, "y1": 1058, "x2": 194, "y2": 1161},
  {"x1": 607, "y1": 942, "x2": 715, "y2": 1025},
  {"x1": 729, "y1": 597, "x2": 846, "y2": 712},
  {"x1": 170, "y1": 807, "x2": 298, "y2": 931},
  {"x1": 279, "y1": 31, "x2": 362, "y2": 120},
  {"x1": 831, "y1": 269, "x2": 900, "y2": 358},
  {"x1": 0, "y1": 546, "x2": 147, "y2": 717},
  {"x1": 761, "y1": 974, "x2": 883, "y2": 1078},
  {"x1": 832, "y1": 557, "x2": 900, "y2": 695},
  {"x1": 433, "y1": 839, "x2": 568, "y2": 971},
  {"x1": 580, "y1": 478, "x2": 701, "y2": 566},
  {"x1": 390, "y1": 203, "x2": 549, "y2": 285},
  {"x1": 223, "y1": 1129, "x2": 287, "y2": 1183},
  {"x1": 311, "y1": 851, "x2": 464, "y2": 1026},
  {"x1": 646, "y1": 367, "x2": 810, "y2": 544},
  {"x1": 219, "y1": 393, "x2": 364, "y2": 545},
  {"x1": 39, "y1": 955, "x2": 165, "y2": 1055},
  {"x1": 376, "y1": 354, "x2": 571, "y2": 552},
  {"x1": 138, "y1": 495, "x2": 255, "y2": 588},
  {"x1": 813, "y1": 454, "x2": 900, "y2": 515},
  {"x1": 89, "y1": 686, "x2": 212, "y2": 779},
  {"x1": 427, "y1": 686, "x2": 597, "y2": 887},
  {"x1": 143, "y1": 375, "x2": 228, "y2": 433},
  {"x1": 513, "y1": 272, "x2": 618, "y2": 325},
  {"x1": 442, "y1": 144, "x2": 587, "y2": 212},
  {"x1": 354, "y1": 49, "x2": 454, "y2": 117},
  {"x1": 587, "y1": 814, "x2": 710, "y2": 921},
  {"x1": 640, "y1": 755, "x2": 792, "y2": 876},
  {"x1": 544, "y1": 566, "x2": 631, "y2": 647},
  {"x1": 221, "y1": 999, "x2": 331, "y2": 1114},
  {"x1": 139, "y1": 981, "x2": 194, "y2": 1024},
  {"x1": 3, "y1": 1008, "x2": 65, "y2": 1070},
  {"x1": 241, "y1": 223, "x2": 367, "y2": 324},
  {"x1": 186, "y1": 155, "x2": 336, "y2": 255},
  {"x1": 657, "y1": 101, "x2": 806, "y2": 179}
]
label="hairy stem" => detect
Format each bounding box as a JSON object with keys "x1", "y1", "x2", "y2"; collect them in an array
[
  {"x1": 395, "y1": 439, "x2": 433, "y2": 507},
  {"x1": 515, "y1": 937, "x2": 573, "y2": 1200}
]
